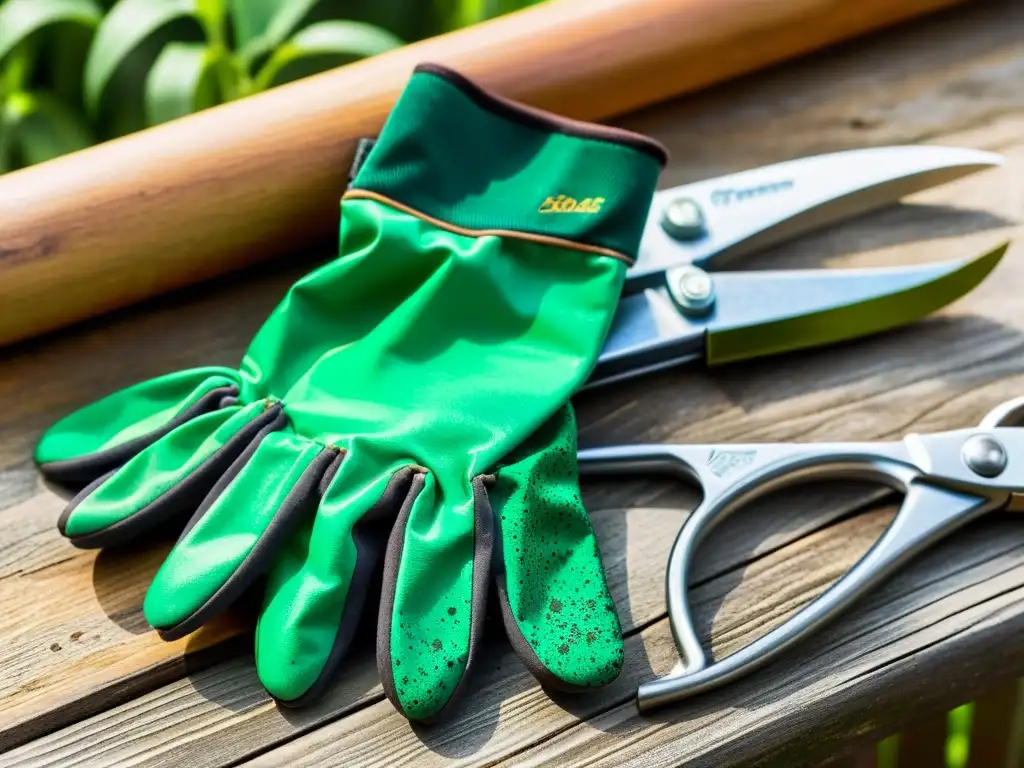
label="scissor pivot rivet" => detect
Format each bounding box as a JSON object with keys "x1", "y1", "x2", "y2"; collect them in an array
[
  {"x1": 661, "y1": 197, "x2": 707, "y2": 241},
  {"x1": 672, "y1": 266, "x2": 716, "y2": 316},
  {"x1": 962, "y1": 433, "x2": 1007, "y2": 478}
]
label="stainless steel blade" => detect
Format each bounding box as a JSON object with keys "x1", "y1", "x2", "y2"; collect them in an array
[
  {"x1": 589, "y1": 243, "x2": 1008, "y2": 388},
  {"x1": 628, "y1": 146, "x2": 1004, "y2": 288}
]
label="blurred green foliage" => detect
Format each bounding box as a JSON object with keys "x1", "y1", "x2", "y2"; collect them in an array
[
  {"x1": 0, "y1": 0, "x2": 543, "y2": 173},
  {"x1": 876, "y1": 700, "x2": 997, "y2": 768}
]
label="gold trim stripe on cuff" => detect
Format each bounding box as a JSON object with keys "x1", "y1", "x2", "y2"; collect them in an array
[{"x1": 342, "y1": 189, "x2": 636, "y2": 265}]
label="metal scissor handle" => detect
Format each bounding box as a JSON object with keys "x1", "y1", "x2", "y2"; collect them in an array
[{"x1": 578, "y1": 396, "x2": 1024, "y2": 712}]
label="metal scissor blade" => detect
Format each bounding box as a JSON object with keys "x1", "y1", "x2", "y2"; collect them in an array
[
  {"x1": 705, "y1": 243, "x2": 1007, "y2": 365},
  {"x1": 629, "y1": 146, "x2": 1004, "y2": 287},
  {"x1": 589, "y1": 243, "x2": 1007, "y2": 387}
]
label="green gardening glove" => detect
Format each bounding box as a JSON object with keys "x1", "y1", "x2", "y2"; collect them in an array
[{"x1": 35, "y1": 63, "x2": 667, "y2": 721}]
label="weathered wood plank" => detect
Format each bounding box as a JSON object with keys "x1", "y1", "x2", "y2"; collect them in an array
[
  {"x1": 0, "y1": 509, "x2": 241, "y2": 752},
  {"x1": 496, "y1": 521, "x2": 1024, "y2": 768},
  {"x1": 0, "y1": 489, "x2": 888, "y2": 767},
  {"x1": 241, "y1": 508, "x2": 899, "y2": 768},
  {"x1": 821, "y1": 749, "x2": 878, "y2": 768},
  {"x1": 0, "y1": 0, "x2": 1022, "y2": 764},
  {"x1": 0, "y1": 265, "x2": 315, "y2": 749},
  {"x1": 247, "y1": 515, "x2": 1024, "y2": 768}
]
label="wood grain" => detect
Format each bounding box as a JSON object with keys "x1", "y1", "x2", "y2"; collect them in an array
[
  {"x1": 0, "y1": 262, "x2": 315, "y2": 748},
  {"x1": 0, "y1": 0, "x2": 1023, "y2": 765},
  {"x1": 0, "y1": 491, "x2": 889, "y2": 766},
  {"x1": 0, "y1": 0, "x2": 969, "y2": 347},
  {"x1": 497, "y1": 522, "x2": 1024, "y2": 768}
]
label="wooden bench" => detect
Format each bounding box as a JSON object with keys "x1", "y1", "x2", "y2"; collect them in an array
[{"x1": 1, "y1": 1, "x2": 1022, "y2": 764}]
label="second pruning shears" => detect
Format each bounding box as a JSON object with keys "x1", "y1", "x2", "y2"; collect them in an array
[
  {"x1": 578, "y1": 397, "x2": 1024, "y2": 712},
  {"x1": 589, "y1": 144, "x2": 1008, "y2": 388},
  {"x1": 577, "y1": 143, "x2": 1015, "y2": 712}
]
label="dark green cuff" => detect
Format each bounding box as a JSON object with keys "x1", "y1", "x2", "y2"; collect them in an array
[{"x1": 348, "y1": 63, "x2": 668, "y2": 262}]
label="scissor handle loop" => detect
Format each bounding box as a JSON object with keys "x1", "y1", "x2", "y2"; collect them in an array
[
  {"x1": 579, "y1": 401, "x2": 1024, "y2": 713},
  {"x1": 639, "y1": 447, "x2": 1001, "y2": 712}
]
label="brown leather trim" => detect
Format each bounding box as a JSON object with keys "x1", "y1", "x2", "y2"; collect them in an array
[
  {"x1": 414, "y1": 63, "x2": 668, "y2": 166},
  {"x1": 342, "y1": 189, "x2": 636, "y2": 265}
]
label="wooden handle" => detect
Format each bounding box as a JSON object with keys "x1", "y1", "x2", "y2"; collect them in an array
[{"x1": 0, "y1": 0, "x2": 966, "y2": 347}]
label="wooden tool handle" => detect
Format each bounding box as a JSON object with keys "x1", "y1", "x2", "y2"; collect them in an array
[{"x1": 0, "y1": 0, "x2": 966, "y2": 347}]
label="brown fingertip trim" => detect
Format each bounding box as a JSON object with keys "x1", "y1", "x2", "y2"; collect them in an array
[
  {"x1": 277, "y1": 465, "x2": 418, "y2": 709},
  {"x1": 376, "y1": 472, "x2": 427, "y2": 716},
  {"x1": 491, "y1": 500, "x2": 619, "y2": 693},
  {"x1": 377, "y1": 474, "x2": 495, "y2": 724},
  {"x1": 156, "y1": 437, "x2": 336, "y2": 642},
  {"x1": 494, "y1": 574, "x2": 604, "y2": 693},
  {"x1": 57, "y1": 403, "x2": 283, "y2": 550},
  {"x1": 413, "y1": 63, "x2": 669, "y2": 166},
  {"x1": 430, "y1": 475, "x2": 495, "y2": 721},
  {"x1": 342, "y1": 189, "x2": 636, "y2": 265},
  {"x1": 40, "y1": 385, "x2": 241, "y2": 486}
]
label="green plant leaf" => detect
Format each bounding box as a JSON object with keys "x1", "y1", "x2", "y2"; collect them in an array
[
  {"x1": 194, "y1": 0, "x2": 225, "y2": 32},
  {"x1": 144, "y1": 41, "x2": 220, "y2": 126},
  {"x1": 449, "y1": 0, "x2": 544, "y2": 27},
  {"x1": 445, "y1": 0, "x2": 483, "y2": 28},
  {"x1": 237, "y1": 0, "x2": 323, "y2": 70},
  {"x1": 261, "y1": 0, "x2": 324, "y2": 50},
  {"x1": 0, "y1": 0, "x2": 102, "y2": 64},
  {"x1": 16, "y1": 95, "x2": 94, "y2": 165},
  {"x1": 0, "y1": 43, "x2": 32, "y2": 93},
  {"x1": 228, "y1": 0, "x2": 286, "y2": 48},
  {"x1": 1, "y1": 89, "x2": 94, "y2": 170},
  {"x1": 35, "y1": 22, "x2": 95, "y2": 107},
  {"x1": 84, "y1": 0, "x2": 202, "y2": 118},
  {"x1": 0, "y1": 92, "x2": 22, "y2": 172},
  {"x1": 337, "y1": 0, "x2": 448, "y2": 43},
  {"x1": 253, "y1": 20, "x2": 402, "y2": 92}
]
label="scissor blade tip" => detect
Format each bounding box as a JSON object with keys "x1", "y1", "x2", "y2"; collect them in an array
[
  {"x1": 704, "y1": 241, "x2": 1011, "y2": 365},
  {"x1": 966, "y1": 240, "x2": 1012, "y2": 269},
  {"x1": 913, "y1": 145, "x2": 1005, "y2": 167},
  {"x1": 917, "y1": 240, "x2": 1010, "y2": 310},
  {"x1": 991, "y1": 239, "x2": 1012, "y2": 256},
  {"x1": 930, "y1": 240, "x2": 1008, "y2": 282},
  {"x1": 969, "y1": 148, "x2": 1005, "y2": 166}
]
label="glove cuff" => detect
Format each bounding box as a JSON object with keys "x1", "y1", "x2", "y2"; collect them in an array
[{"x1": 346, "y1": 63, "x2": 668, "y2": 263}]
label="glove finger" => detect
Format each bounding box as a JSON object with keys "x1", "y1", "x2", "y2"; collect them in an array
[
  {"x1": 255, "y1": 450, "x2": 419, "y2": 705},
  {"x1": 144, "y1": 430, "x2": 339, "y2": 640},
  {"x1": 36, "y1": 366, "x2": 241, "y2": 485},
  {"x1": 491, "y1": 407, "x2": 624, "y2": 690},
  {"x1": 379, "y1": 473, "x2": 492, "y2": 723},
  {"x1": 57, "y1": 400, "x2": 283, "y2": 548}
]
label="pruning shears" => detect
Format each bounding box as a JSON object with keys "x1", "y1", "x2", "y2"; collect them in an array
[
  {"x1": 579, "y1": 396, "x2": 1024, "y2": 711},
  {"x1": 589, "y1": 144, "x2": 1007, "y2": 387}
]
